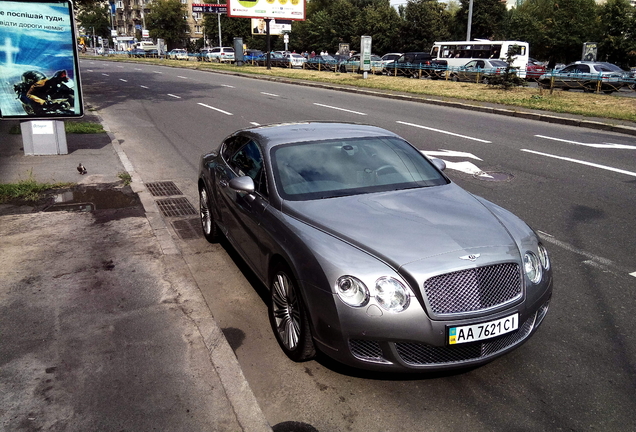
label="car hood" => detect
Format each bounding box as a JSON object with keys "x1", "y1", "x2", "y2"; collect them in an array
[{"x1": 282, "y1": 183, "x2": 518, "y2": 268}]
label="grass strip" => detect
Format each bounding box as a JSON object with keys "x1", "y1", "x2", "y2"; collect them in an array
[{"x1": 0, "y1": 177, "x2": 74, "y2": 203}]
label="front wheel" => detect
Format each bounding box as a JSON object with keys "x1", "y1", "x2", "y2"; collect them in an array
[
  {"x1": 268, "y1": 265, "x2": 316, "y2": 362},
  {"x1": 199, "y1": 186, "x2": 219, "y2": 243}
]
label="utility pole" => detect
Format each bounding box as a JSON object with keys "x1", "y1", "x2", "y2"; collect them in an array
[{"x1": 466, "y1": 0, "x2": 473, "y2": 41}]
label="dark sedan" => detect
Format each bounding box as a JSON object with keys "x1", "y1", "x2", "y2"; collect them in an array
[{"x1": 198, "y1": 122, "x2": 553, "y2": 372}]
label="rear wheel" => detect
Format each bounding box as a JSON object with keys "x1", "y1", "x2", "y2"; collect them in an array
[
  {"x1": 268, "y1": 265, "x2": 316, "y2": 362},
  {"x1": 199, "y1": 186, "x2": 219, "y2": 243},
  {"x1": 451, "y1": 74, "x2": 459, "y2": 82}
]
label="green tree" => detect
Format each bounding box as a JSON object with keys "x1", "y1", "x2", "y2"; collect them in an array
[
  {"x1": 504, "y1": 0, "x2": 600, "y2": 64},
  {"x1": 598, "y1": 0, "x2": 636, "y2": 68},
  {"x1": 145, "y1": 0, "x2": 190, "y2": 48},
  {"x1": 352, "y1": 0, "x2": 401, "y2": 54},
  {"x1": 76, "y1": 3, "x2": 111, "y2": 39},
  {"x1": 452, "y1": 0, "x2": 507, "y2": 40},
  {"x1": 399, "y1": 0, "x2": 451, "y2": 52}
]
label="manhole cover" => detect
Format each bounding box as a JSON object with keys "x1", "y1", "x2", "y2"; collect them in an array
[
  {"x1": 474, "y1": 171, "x2": 514, "y2": 182},
  {"x1": 171, "y1": 218, "x2": 202, "y2": 240},
  {"x1": 146, "y1": 181, "x2": 183, "y2": 197},
  {"x1": 156, "y1": 197, "x2": 196, "y2": 217}
]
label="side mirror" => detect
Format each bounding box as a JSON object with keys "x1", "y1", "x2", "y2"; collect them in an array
[
  {"x1": 431, "y1": 158, "x2": 446, "y2": 171},
  {"x1": 229, "y1": 176, "x2": 255, "y2": 193}
]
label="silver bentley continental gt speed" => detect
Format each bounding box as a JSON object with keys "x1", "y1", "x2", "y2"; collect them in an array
[{"x1": 198, "y1": 122, "x2": 553, "y2": 372}]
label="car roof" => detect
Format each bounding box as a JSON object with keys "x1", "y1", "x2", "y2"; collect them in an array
[{"x1": 237, "y1": 122, "x2": 400, "y2": 150}]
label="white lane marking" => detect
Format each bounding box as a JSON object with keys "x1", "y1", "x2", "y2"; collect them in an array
[
  {"x1": 197, "y1": 103, "x2": 233, "y2": 116},
  {"x1": 102, "y1": 73, "x2": 109, "y2": 76},
  {"x1": 313, "y1": 103, "x2": 367, "y2": 115},
  {"x1": 397, "y1": 121, "x2": 491, "y2": 143},
  {"x1": 135, "y1": 68, "x2": 142, "y2": 71},
  {"x1": 86, "y1": 69, "x2": 93, "y2": 72},
  {"x1": 250, "y1": 122, "x2": 260, "y2": 126},
  {"x1": 261, "y1": 92, "x2": 279, "y2": 97},
  {"x1": 423, "y1": 149, "x2": 483, "y2": 161},
  {"x1": 521, "y1": 149, "x2": 636, "y2": 177},
  {"x1": 221, "y1": 84, "x2": 235, "y2": 88},
  {"x1": 420, "y1": 150, "x2": 492, "y2": 178},
  {"x1": 152, "y1": 71, "x2": 162, "y2": 74},
  {"x1": 537, "y1": 231, "x2": 634, "y2": 277},
  {"x1": 140, "y1": 85, "x2": 149, "y2": 89},
  {"x1": 117, "y1": 66, "x2": 124, "y2": 68},
  {"x1": 168, "y1": 94, "x2": 181, "y2": 99},
  {"x1": 119, "y1": 79, "x2": 127, "y2": 82},
  {"x1": 177, "y1": 75, "x2": 188, "y2": 79},
  {"x1": 535, "y1": 135, "x2": 636, "y2": 150}
]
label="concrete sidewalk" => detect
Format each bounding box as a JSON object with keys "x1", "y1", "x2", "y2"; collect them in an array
[{"x1": 0, "y1": 117, "x2": 272, "y2": 431}]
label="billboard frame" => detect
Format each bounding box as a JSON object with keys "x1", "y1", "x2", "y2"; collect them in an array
[
  {"x1": 226, "y1": 0, "x2": 306, "y2": 21},
  {"x1": 0, "y1": 0, "x2": 84, "y2": 120}
]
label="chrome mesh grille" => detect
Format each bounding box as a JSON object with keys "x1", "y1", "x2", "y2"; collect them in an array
[
  {"x1": 349, "y1": 340, "x2": 390, "y2": 364},
  {"x1": 424, "y1": 263, "x2": 522, "y2": 315},
  {"x1": 395, "y1": 313, "x2": 536, "y2": 366}
]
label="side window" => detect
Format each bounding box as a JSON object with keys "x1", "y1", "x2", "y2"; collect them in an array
[
  {"x1": 222, "y1": 136, "x2": 250, "y2": 161},
  {"x1": 578, "y1": 65, "x2": 590, "y2": 73},
  {"x1": 477, "y1": 60, "x2": 485, "y2": 68},
  {"x1": 228, "y1": 140, "x2": 268, "y2": 197}
]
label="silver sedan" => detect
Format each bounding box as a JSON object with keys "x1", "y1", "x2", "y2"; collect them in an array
[{"x1": 198, "y1": 122, "x2": 553, "y2": 372}]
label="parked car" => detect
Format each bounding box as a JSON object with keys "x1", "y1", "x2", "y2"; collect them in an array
[
  {"x1": 255, "y1": 52, "x2": 287, "y2": 67},
  {"x1": 284, "y1": 52, "x2": 307, "y2": 68},
  {"x1": 167, "y1": 49, "x2": 188, "y2": 60},
  {"x1": 380, "y1": 52, "x2": 402, "y2": 69},
  {"x1": 200, "y1": 47, "x2": 235, "y2": 63},
  {"x1": 128, "y1": 48, "x2": 147, "y2": 58},
  {"x1": 305, "y1": 54, "x2": 338, "y2": 71},
  {"x1": 537, "y1": 61, "x2": 626, "y2": 94},
  {"x1": 244, "y1": 49, "x2": 264, "y2": 63},
  {"x1": 526, "y1": 58, "x2": 546, "y2": 80},
  {"x1": 450, "y1": 59, "x2": 512, "y2": 84},
  {"x1": 338, "y1": 54, "x2": 384, "y2": 74},
  {"x1": 198, "y1": 122, "x2": 553, "y2": 372},
  {"x1": 385, "y1": 52, "x2": 447, "y2": 79}
]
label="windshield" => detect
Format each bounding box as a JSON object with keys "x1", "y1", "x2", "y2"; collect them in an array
[{"x1": 272, "y1": 137, "x2": 448, "y2": 201}]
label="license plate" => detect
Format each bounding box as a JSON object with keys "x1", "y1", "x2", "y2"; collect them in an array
[{"x1": 448, "y1": 313, "x2": 518, "y2": 345}]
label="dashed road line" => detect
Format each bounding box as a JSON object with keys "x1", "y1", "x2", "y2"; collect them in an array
[
  {"x1": 397, "y1": 121, "x2": 492, "y2": 143},
  {"x1": 521, "y1": 149, "x2": 636, "y2": 177},
  {"x1": 313, "y1": 103, "x2": 366, "y2": 115},
  {"x1": 197, "y1": 103, "x2": 233, "y2": 115}
]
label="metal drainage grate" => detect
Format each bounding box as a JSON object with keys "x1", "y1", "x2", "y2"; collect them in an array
[
  {"x1": 156, "y1": 197, "x2": 196, "y2": 217},
  {"x1": 171, "y1": 218, "x2": 202, "y2": 240},
  {"x1": 146, "y1": 181, "x2": 183, "y2": 197}
]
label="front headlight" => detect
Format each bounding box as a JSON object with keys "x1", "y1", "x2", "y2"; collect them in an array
[
  {"x1": 524, "y1": 252, "x2": 542, "y2": 284},
  {"x1": 538, "y1": 243, "x2": 550, "y2": 270},
  {"x1": 336, "y1": 276, "x2": 369, "y2": 307},
  {"x1": 374, "y1": 277, "x2": 410, "y2": 313}
]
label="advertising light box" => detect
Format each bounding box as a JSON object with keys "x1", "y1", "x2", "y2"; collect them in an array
[
  {"x1": 0, "y1": 0, "x2": 83, "y2": 119},
  {"x1": 227, "y1": 0, "x2": 305, "y2": 21}
]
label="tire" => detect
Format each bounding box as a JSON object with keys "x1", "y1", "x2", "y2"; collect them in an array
[
  {"x1": 340, "y1": 65, "x2": 347, "y2": 73},
  {"x1": 451, "y1": 74, "x2": 459, "y2": 82},
  {"x1": 482, "y1": 77, "x2": 490, "y2": 85},
  {"x1": 268, "y1": 265, "x2": 316, "y2": 362},
  {"x1": 199, "y1": 185, "x2": 219, "y2": 243}
]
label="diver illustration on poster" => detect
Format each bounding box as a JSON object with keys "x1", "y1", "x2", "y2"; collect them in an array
[{"x1": 0, "y1": 0, "x2": 83, "y2": 119}]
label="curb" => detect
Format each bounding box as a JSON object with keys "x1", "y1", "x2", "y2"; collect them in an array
[{"x1": 99, "y1": 113, "x2": 273, "y2": 432}]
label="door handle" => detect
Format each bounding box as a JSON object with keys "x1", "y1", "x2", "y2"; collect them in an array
[{"x1": 219, "y1": 180, "x2": 228, "y2": 188}]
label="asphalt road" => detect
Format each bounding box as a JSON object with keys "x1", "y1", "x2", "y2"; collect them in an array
[{"x1": 80, "y1": 59, "x2": 636, "y2": 432}]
